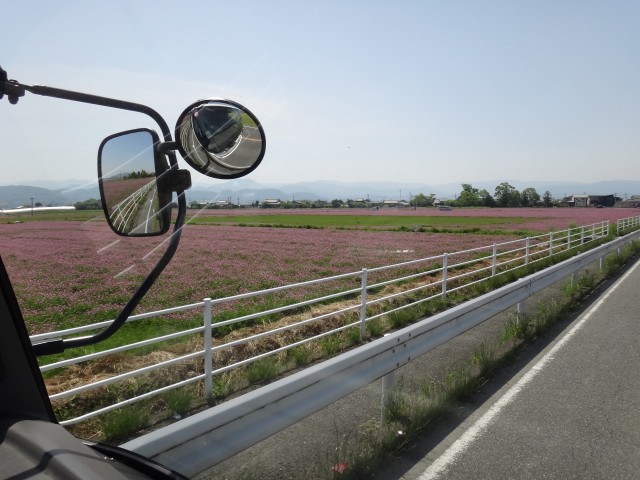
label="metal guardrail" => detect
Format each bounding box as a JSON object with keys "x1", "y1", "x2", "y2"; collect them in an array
[
  {"x1": 35, "y1": 221, "x2": 613, "y2": 426},
  {"x1": 122, "y1": 226, "x2": 640, "y2": 476},
  {"x1": 617, "y1": 214, "x2": 640, "y2": 233}
]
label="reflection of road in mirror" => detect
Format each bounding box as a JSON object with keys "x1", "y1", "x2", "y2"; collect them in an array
[
  {"x1": 218, "y1": 126, "x2": 262, "y2": 169},
  {"x1": 175, "y1": 100, "x2": 265, "y2": 179},
  {"x1": 106, "y1": 178, "x2": 162, "y2": 235}
]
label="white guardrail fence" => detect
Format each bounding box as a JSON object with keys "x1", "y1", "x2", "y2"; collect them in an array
[{"x1": 32, "y1": 216, "x2": 640, "y2": 476}]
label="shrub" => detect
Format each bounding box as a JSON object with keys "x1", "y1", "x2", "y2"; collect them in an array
[
  {"x1": 162, "y1": 387, "x2": 193, "y2": 416},
  {"x1": 101, "y1": 404, "x2": 149, "y2": 442},
  {"x1": 245, "y1": 358, "x2": 280, "y2": 384},
  {"x1": 365, "y1": 319, "x2": 384, "y2": 337},
  {"x1": 287, "y1": 345, "x2": 312, "y2": 367}
]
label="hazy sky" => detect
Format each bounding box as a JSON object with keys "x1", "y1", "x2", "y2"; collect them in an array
[{"x1": 1, "y1": 0, "x2": 638, "y2": 190}]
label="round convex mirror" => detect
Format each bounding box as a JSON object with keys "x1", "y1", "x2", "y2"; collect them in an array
[{"x1": 175, "y1": 100, "x2": 266, "y2": 179}]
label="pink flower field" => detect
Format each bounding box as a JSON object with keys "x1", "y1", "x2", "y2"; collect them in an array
[{"x1": 0, "y1": 207, "x2": 635, "y2": 334}]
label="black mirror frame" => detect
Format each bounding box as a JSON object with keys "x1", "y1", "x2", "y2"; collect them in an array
[
  {"x1": 98, "y1": 128, "x2": 172, "y2": 237},
  {"x1": 174, "y1": 99, "x2": 266, "y2": 179}
]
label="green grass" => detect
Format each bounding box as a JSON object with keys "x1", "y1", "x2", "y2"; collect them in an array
[
  {"x1": 188, "y1": 214, "x2": 535, "y2": 230},
  {"x1": 162, "y1": 387, "x2": 194, "y2": 416},
  {"x1": 287, "y1": 345, "x2": 312, "y2": 367},
  {"x1": 100, "y1": 404, "x2": 149, "y2": 442},
  {"x1": 39, "y1": 316, "x2": 203, "y2": 370},
  {"x1": 365, "y1": 318, "x2": 385, "y2": 337},
  {"x1": 320, "y1": 335, "x2": 342, "y2": 356},
  {"x1": 245, "y1": 358, "x2": 280, "y2": 384}
]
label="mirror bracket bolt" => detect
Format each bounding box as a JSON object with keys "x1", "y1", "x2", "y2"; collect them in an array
[
  {"x1": 163, "y1": 168, "x2": 192, "y2": 193},
  {"x1": 0, "y1": 67, "x2": 26, "y2": 104}
]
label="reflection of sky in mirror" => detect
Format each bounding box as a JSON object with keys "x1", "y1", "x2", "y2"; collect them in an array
[{"x1": 101, "y1": 130, "x2": 155, "y2": 180}]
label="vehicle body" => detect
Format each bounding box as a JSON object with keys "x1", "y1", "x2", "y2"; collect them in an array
[{"x1": 0, "y1": 67, "x2": 266, "y2": 479}]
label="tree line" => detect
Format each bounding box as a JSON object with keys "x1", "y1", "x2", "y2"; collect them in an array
[
  {"x1": 427, "y1": 183, "x2": 554, "y2": 208},
  {"x1": 188, "y1": 183, "x2": 557, "y2": 210}
]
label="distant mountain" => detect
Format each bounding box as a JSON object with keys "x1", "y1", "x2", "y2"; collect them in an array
[
  {"x1": 0, "y1": 184, "x2": 99, "y2": 209},
  {"x1": 272, "y1": 180, "x2": 452, "y2": 201},
  {"x1": 2, "y1": 179, "x2": 98, "y2": 190},
  {"x1": 2, "y1": 178, "x2": 640, "y2": 209}
]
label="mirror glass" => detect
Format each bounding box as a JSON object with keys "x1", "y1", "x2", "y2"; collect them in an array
[
  {"x1": 98, "y1": 128, "x2": 170, "y2": 236},
  {"x1": 175, "y1": 100, "x2": 266, "y2": 179}
]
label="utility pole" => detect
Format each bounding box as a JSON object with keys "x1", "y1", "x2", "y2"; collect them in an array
[{"x1": 30, "y1": 197, "x2": 33, "y2": 216}]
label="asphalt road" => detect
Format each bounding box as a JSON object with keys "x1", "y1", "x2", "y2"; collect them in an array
[{"x1": 398, "y1": 257, "x2": 640, "y2": 480}]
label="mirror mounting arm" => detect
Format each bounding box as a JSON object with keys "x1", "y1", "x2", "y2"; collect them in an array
[
  {"x1": 32, "y1": 193, "x2": 189, "y2": 357},
  {"x1": 0, "y1": 67, "x2": 171, "y2": 138},
  {"x1": 156, "y1": 141, "x2": 178, "y2": 153},
  {"x1": 162, "y1": 167, "x2": 192, "y2": 194}
]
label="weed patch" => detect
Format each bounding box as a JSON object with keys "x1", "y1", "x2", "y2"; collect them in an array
[
  {"x1": 245, "y1": 358, "x2": 280, "y2": 384},
  {"x1": 100, "y1": 404, "x2": 150, "y2": 443}
]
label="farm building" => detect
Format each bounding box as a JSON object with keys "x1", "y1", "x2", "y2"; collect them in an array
[
  {"x1": 617, "y1": 195, "x2": 640, "y2": 208},
  {"x1": 560, "y1": 194, "x2": 590, "y2": 207},
  {"x1": 262, "y1": 199, "x2": 282, "y2": 208},
  {"x1": 561, "y1": 194, "x2": 619, "y2": 208},
  {"x1": 588, "y1": 195, "x2": 617, "y2": 207}
]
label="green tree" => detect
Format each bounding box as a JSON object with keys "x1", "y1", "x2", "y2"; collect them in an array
[
  {"x1": 347, "y1": 199, "x2": 367, "y2": 208},
  {"x1": 456, "y1": 184, "x2": 482, "y2": 207},
  {"x1": 542, "y1": 190, "x2": 553, "y2": 208},
  {"x1": 479, "y1": 189, "x2": 495, "y2": 207},
  {"x1": 74, "y1": 198, "x2": 102, "y2": 210},
  {"x1": 494, "y1": 182, "x2": 521, "y2": 207},
  {"x1": 411, "y1": 193, "x2": 435, "y2": 207},
  {"x1": 521, "y1": 187, "x2": 540, "y2": 207}
]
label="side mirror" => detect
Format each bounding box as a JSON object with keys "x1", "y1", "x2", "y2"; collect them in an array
[
  {"x1": 175, "y1": 100, "x2": 266, "y2": 179},
  {"x1": 98, "y1": 128, "x2": 171, "y2": 236}
]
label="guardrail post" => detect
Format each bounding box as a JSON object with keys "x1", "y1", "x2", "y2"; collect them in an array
[
  {"x1": 492, "y1": 244, "x2": 497, "y2": 276},
  {"x1": 381, "y1": 370, "x2": 396, "y2": 423},
  {"x1": 381, "y1": 333, "x2": 397, "y2": 423},
  {"x1": 580, "y1": 226, "x2": 584, "y2": 245},
  {"x1": 524, "y1": 237, "x2": 530, "y2": 266},
  {"x1": 516, "y1": 301, "x2": 526, "y2": 322},
  {"x1": 441, "y1": 254, "x2": 448, "y2": 298},
  {"x1": 549, "y1": 232, "x2": 554, "y2": 257},
  {"x1": 360, "y1": 268, "x2": 368, "y2": 339},
  {"x1": 567, "y1": 228, "x2": 571, "y2": 250},
  {"x1": 204, "y1": 298, "x2": 213, "y2": 399}
]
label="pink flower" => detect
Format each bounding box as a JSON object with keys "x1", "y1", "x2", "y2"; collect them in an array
[{"x1": 331, "y1": 462, "x2": 347, "y2": 474}]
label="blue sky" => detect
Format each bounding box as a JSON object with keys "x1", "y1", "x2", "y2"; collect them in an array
[{"x1": 1, "y1": 0, "x2": 638, "y2": 190}]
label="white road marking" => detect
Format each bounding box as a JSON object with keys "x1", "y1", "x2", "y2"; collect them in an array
[{"x1": 418, "y1": 259, "x2": 640, "y2": 480}]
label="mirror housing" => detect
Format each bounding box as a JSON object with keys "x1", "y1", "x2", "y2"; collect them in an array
[
  {"x1": 175, "y1": 99, "x2": 266, "y2": 179},
  {"x1": 98, "y1": 128, "x2": 172, "y2": 236}
]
